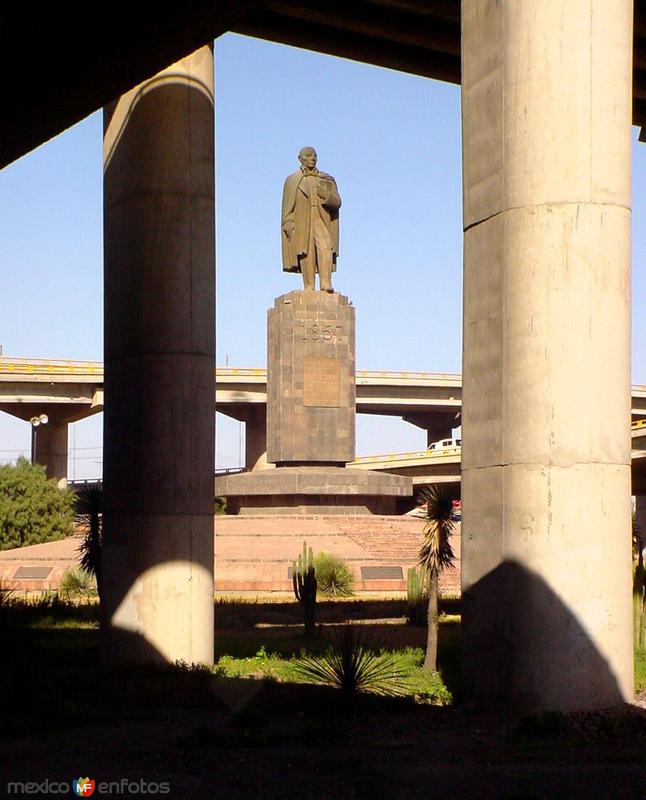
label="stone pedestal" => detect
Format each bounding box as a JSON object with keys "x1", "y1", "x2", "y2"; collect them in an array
[
  {"x1": 267, "y1": 291, "x2": 355, "y2": 465},
  {"x1": 216, "y1": 466, "x2": 411, "y2": 515},
  {"x1": 216, "y1": 290, "x2": 412, "y2": 514}
]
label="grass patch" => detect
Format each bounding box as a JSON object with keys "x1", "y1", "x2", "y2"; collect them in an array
[
  {"x1": 215, "y1": 643, "x2": 452, "y2": 705},
  {"x1": 636, "y1": 648, "x2": 646, "y2": 693},
  {"x1": 1, "y1": 592, "x2": 643, "y2": 744}
]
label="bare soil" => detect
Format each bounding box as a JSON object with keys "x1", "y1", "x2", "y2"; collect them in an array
[{"x1": 1, "y1": 599, "x2": 645, "y2": 799}]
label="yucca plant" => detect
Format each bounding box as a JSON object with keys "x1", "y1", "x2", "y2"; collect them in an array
[
  {"x1": 293, "y1": 624, "x2": 409, "y2": 698},
  {"x1": 74, "y1": 484, "x2": 103, "y2": 601},
  {"x1": 418, "y1": 484, "x2": 456, "y2": 672},
  {"x1": 314, "y1": 552, "x2": 355, "y2": 597}
]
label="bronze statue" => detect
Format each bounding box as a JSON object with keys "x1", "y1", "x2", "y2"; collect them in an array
[{"x1": 281, "y1": 147, "x2": 341, "y2": 292}]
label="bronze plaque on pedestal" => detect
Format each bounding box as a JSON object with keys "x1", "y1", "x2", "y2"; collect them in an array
[{"x1": 303, "y1": 357, "x2": 341, "y2": 407}]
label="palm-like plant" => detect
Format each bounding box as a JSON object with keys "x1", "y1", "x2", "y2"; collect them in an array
[
  {"x1": 74, "y1": 484, "x2": 103, "y2": 601},
  {"x1": 418, "y1": 484, "x2": 456, "y2": 671}
]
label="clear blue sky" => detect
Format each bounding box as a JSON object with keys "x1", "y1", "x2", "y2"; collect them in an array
[{"x1": 1, "y1": 33, "x2": 645, "y2": 476}]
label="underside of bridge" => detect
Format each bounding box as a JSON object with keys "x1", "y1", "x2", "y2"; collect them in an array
[
  {"x1": 1, "y1": 1, "x2": 641, "y2": 713},
  {"x1": 3, "y1": 0, "x2": 646, "y2": 168}
]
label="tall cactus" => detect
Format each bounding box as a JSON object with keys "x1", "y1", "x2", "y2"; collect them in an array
[
  {"x1": 406, "y1": 566, "x2": 426, "y2": 627},
  {"x1": 634, "y1": 535, "x2": 645, "y2": 651},
  {"x1": 292, "y1": 540, "x2": 317, "y2": 636},
  {"x1": 634, "y1": 523, "x2": 645, "y2": 652}
]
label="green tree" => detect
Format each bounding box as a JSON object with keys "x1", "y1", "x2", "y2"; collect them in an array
[
  {"x1": 0, "y1": 457, "x2": 74, "y2": 550},
  {"x1": 418, "y1": 484, "x2": 456, "y2": 672}
]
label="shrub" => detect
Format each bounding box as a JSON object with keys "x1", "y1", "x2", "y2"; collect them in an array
[
  {"x1": 214, "y1": 496, "x2": 227, "y2": 515},
  {"x1": 59, "y1": 567, "x2": 97, "y2": 599},
  {"x1": 0, "y1": 458, "x2": 74, "y2": 550},
  {"x1": 313, "y1": 552, "x2": 354, "y2": 597},
  {"x1": 293, "y1": 624, "x2": 408, "y2": 697}
]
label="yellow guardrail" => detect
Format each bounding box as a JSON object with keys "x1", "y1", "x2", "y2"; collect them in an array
[
  {"x1": 632, "y1": 419, "x2": 646, "y2": 430},
  {"x1": 0, "y1": 359, "x2": 103, "y2": 376},
  {"x1": 352, "y1": 447, "x2": 462, "y2": 464},
  {"x1": 0, "y1": 361, "x2": 463, "y2": 383}
]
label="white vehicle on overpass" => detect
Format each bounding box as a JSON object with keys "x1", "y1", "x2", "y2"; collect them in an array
[{"x1": 428, "y1": 437, "x2": 462, "y2": 452}]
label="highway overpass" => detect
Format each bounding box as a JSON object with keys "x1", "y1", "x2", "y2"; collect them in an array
[{"x1": 2, "y1": 356, "x2": 646, "y2": 484}]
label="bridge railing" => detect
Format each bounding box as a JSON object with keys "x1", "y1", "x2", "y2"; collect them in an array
[{"x1": 351, "y1": 446, "x2": 462, "y2": 464}]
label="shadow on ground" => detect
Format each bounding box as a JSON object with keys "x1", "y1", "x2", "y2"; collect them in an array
[{"x1": 1, "y1": 599, "x2": 645, "y2": 799}]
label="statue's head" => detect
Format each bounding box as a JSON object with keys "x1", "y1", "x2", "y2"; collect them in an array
[{"x1": 298, "y1": 147, "x2": 317, "y2": 170}]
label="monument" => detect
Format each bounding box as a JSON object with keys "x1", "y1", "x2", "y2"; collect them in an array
[
  {"x1": 281, "y1": 146, "x2": 340, "y2": 293},
  {"x1": 215, "y1": 148, "x2": 411, "y2": 514}
]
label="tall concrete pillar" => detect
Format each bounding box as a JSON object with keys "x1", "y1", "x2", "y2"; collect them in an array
[
  {"x1": 34, "y1": 421, "x2": 68, "y2": 489},
  {"x1": 461, "y1": 1, "x2": 633, "y2": 711},
  {"x1": 244, "y1": 406, "x2": 268, "y2": 471},
  {"x1": 635, "y1": 495, "x2": 646, "y2": 543},
  {"x1": 102, "y1": 46, "x2": 215, "y2": 664}
]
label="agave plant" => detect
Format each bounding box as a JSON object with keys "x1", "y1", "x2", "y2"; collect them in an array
[
  {"x1": 60, "y1": 566, "x2": 97, "y2": 599},
  {"x1": 313, "y1": 552, "x2": 355, "y2": 597},
  {"x1": 0, "y1": 581, "x2": 17, "y2": 629},
  {"x1": 293, "y1": 624, "x2": 409, "y2": 698},
  {"x1": 418, "y1": 484, "x2": 456, "y2": 672}
]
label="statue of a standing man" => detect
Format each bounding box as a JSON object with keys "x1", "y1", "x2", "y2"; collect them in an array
[{"x1": 281, "y1": 147, "x2": 341, "y2": 292}]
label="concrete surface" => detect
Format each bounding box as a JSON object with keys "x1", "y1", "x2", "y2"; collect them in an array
[
  {"x1": 102, "y1": 46, "x2": 216, "y2": 665},
  {"x1": 460, "y1": 0, "x2": 634, "y2": 712}
]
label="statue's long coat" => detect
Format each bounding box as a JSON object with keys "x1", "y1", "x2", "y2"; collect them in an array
[{"x1": 281, "y1": 170, "x2": 341, "y2": 273}]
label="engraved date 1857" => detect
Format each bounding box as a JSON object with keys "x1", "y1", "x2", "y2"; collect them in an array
[{"x1": 301, "y1": 321, "x2": 342, "y2": 342}]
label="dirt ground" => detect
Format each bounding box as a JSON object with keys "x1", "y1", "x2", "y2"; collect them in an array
[
  {"x1": 1, "y1": 599, "x2": 645, "y2": 800},
  {"x1": 2, "y1": 684, "x2": 646, "y2": 800}
]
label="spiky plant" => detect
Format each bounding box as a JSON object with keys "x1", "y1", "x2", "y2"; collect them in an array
[
  {"x1": 314, "y1": 552, "x2": 355, "y2": 597},
  {"x1": 418, "y1": 484, "x2": 456, "y2": 672},
  {"x1": 74, "y1": 484, "x2": 103, "y2": 601},
  {"x1": 0, "y1": 581, "x2": 17, "y2": 629},
  {"x1": 293, "y1": 624, "x2": 409, "y2": 699},
  {"x1": 60, "y1": 566, "x2": 97, "y2": 599}
]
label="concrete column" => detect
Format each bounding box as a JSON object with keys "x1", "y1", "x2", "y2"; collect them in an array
[
  {"x1": 402, "y1": 412, "x2": 456, "y2": 447},
  {"x1": 34, "y1": 421, "x2": 68, "y2": 489},
  {"x1": 244, "y1": 406, "x2": 267, "y2": 471},
  {"x1": 461, "y1": 0, "x2": 633, "y2": 711},
  {"x1": 102, "y1": 46, "x2": 215, "y2": 664},
  {"x1": 636, "y1": 495, "x2": 646, "y2": 544}
]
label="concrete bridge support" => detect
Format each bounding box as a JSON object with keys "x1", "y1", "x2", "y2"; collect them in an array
[
  {"x1": 243, "y1": 406, "x2": 268, "y2": 470},
  {"x1": 461, "y1": 0, "x2": 633, "y2": 711},
  {"x1": 33, "y1": 421, "x2": 68, "y2": 489},
  {"x1": 635, "y1": 495, "x2": 646, "y2": 543},
  {"x1": 102, "y1": 46, "x2": 215, "y2": 664},
  {"x1": 402, "y1": 412, "x2": 456, "y2": 448}
]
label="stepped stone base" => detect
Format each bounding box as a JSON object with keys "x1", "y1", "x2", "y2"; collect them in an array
[
  {"x1": 214, "y1": 514, "x2": 461, "y2": 593},
  {"x1": 214, "y1": 466, "x2": 412, "y2": 515},
  {"x1": 0, "y1": 518, "x2": 462, "y2": 595}
]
